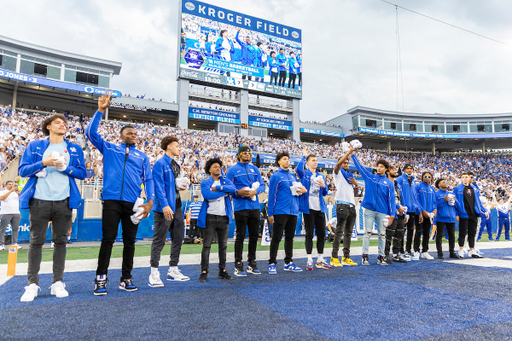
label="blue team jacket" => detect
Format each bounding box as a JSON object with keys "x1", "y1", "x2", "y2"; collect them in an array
[
  {"x1": 18, "y1": 138, "x2": 86, "y2": 209},
  {"x1": 197, "y1": 176, "x2": 236, "y2": 228},
  {"x1": 288, "y1": 57, "x2": 298, "y2": 74},
  {"x1": 352, "y1": 155, "x2": 395, "y2": 216},
  {"x1": 276, "y1": 53, "x2": 287, "y2": 72},
  {"x1": 214, "y1": 38, "x2": 235, "y2": 56},
  {"x1": 267, "y1": 168, "x2": 300, "y2": 217},
  {"x1": 453, "y1": 184, "x2": 485, "y2": 218},
  {"x1": 395, "y1": 174, "x2": 419, "y2": 212},
  {"x1": 414, "y1": 182, "x2": 436, "y2": 213},
  {"x1": 226, "y1": 161, "x2": 265, "y2": 211},
  {"x1": 296, "y1": 156, "x2": 327, "y2": 214},
  {"x1": 152, "y1": 154, "x2": 178, "y2": 213},
  {"x1": 85, "y1": 110, "x2": 155, "y2": 203},
  {"x1": 235, "y1": 31, "x2": 256, "y2": 65},
  {"x1": 435, "y1": 189, "x2": 457, "y2": 223},
  {"x1": 267, "y1": 56, "x2": 278, "y2": 73}
]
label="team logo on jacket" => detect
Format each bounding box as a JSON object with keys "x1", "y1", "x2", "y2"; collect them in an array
[
  {"x1": 70, "y1": 147, "x2": 77, "y2": 153},
  {"x1": 250, "y1": 169, "x2": 254, "y2": 173}
]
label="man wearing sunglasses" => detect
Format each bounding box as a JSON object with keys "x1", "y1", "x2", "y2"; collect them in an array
[
  {"x1": 413, "y1": 172, "x2": 435, "y2": 260},
  {"x1": 226, "y1": 146, "x2": 266, "y2": 276}
]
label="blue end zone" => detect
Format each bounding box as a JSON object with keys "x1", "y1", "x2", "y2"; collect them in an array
[{"x1": 1, "y1": 248, "x2": 512, "y2": 340}]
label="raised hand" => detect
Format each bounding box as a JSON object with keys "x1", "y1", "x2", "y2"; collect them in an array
[
  {"x1": 98, "y1": 89, "x2": 113, "y2": 113},
  {"x1": 302, "y1": 146, "x2": 309, "y2": 157}
]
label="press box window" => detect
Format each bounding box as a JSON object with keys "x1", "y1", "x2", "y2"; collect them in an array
[
  {"x1": 76, "y1": 71, "x2": 99, "y2": 85},
  {"x1": 34, "y1": 63, "x2": 48, "y2": 76},
  {"x1": 503, "y1": 124, "x2": 510, "y2": 131}
]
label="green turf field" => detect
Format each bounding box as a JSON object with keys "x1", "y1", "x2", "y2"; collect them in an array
[{"x1": 0, "y1": 236, "x2": 498, "y2": 265}]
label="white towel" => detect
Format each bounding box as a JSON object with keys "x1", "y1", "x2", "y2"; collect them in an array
[
  {"x1": 130, "y1": 198, "x2": 145, "y2": 225},
  {"x1": 350, "y1": 139, "x2": 363, "y2": 149},
  {"x1": 341, "y1": 142, "x2": 351, "y2": 154},
  {"x1": 250, "y1": 182, "x2": 259, "y2": 201},
  {"x1": 35, "y1": 169, "x2": 47, "y2": 178},
  {"x1": 50, "y1": 151, "x2": 67, "y2": 171}
]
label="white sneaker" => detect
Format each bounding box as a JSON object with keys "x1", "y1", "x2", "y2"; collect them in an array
[
  {"x1": 421, "y1": 252, "x2": 434, "y2": 260},
  {"x1": 148, "y1": 272, "x2": 164, "y2": 287},
  {"x1": 50, "y1": 281, "x2": 69, "y2": 298},
  {"x1": 463, "y1": 248, "x2": 469, "y2": 257},
  {"x1": 412, "y1": 252, "x2": 420, "y2": 260},
  {"x1": 51, "y1": 242, "x2": 54, "y2": 248},
  {"x1": 12, "y1": 243, "x2": 22, "y2": 250},
  {"x1": 469, "y1": 250, "x2": 483, "y2": 258},
  {"x1": 458, "y1": 249, "x2": 465, "y2": 258},
  {"x1": 166, "y1": 267, "x2": 190, "y2": 282},
  {"x1": 0, "y1": 245, "x2": 5, "y2": 251},
  {"x1": 20, "y1": 283, "x2": 40, "y2": 302}
]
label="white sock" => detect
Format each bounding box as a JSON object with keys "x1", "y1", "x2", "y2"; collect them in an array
[
  {"x1": 169, "y1": 266, "x2": 177, "y2": 271},
  {"x1": 151, "y1": 267, "x2": 159, "y2": 275},
  {"x1": 67, "y1": 236, "x2": 70, "y2": 241},
  {"x1": 317, "y1": 254, "x2": 324, "y2": 262},
  {"x1": 307, "y1": 254, "x2": 313, "y2": 262}
]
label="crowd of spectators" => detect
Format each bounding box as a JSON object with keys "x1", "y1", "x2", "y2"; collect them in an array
[{"x1": 1, "y1": 105, "x2": 512, "y2": 199}]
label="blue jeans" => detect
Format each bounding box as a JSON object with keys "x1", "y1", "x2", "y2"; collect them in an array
[{"x1": 362, "y1": 209, "x2": 387, "y2": 256}]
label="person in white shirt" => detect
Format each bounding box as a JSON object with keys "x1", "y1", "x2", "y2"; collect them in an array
[
  {"x1": 0, "y1": 180, "x2": 22, "y2": 250},
  {"x1": 330, "y1": 151, "x2": 359, "y2": 267}
]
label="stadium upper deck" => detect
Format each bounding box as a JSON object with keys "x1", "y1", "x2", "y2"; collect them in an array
[{"x1": 327, "y1": 106, "x2": 512, "y2": 152}]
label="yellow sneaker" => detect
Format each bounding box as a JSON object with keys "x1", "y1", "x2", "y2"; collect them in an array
[
  {"x1": 342, "y1": 257, "x2": 358, "y2": 266},
  {"x1": 330, "y1": 257, "x2": 343, "y2": 267}
]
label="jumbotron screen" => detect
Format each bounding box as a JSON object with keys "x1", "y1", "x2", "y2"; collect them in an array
[{"x1": 178, "y1": 0, "x2": 302, "y2": 99}]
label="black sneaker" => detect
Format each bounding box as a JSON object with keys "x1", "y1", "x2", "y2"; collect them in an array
[
  {"x1": 438, "y1": 253, "x2": 445, "y2": 259},
  {"x1": 199, "y1": 271, "x2": 208, "y2": 282},
  {"x1": 450, "y1": 252, "x2": 461, "y2": 259},
  {"x1": 234, "y1": 263, "x2": 247, "y2": 277},
  {"x1": 392, "y1": 255, "x2": 407, "y2": 263},
  {"x1": 362, "y1": 255, "x2": 370, "y2": 265},
  {"x1": 377, "y1": 256, "x2": 388, "y2": 266},
  {"x1": 119, "y1": 277, "x2": 137, "y2": 291},
  {"x1": 94, "y1": 276, "x2": 108, "y2": 296},
  {"x1": 384, "y1": 254, "x2": 393, "y2": 264},
  {"x1": 246, "y1": 265, "x2": 261, "y2": 275},
  {"x1": 218, "y1": 269, "x2": 233, "y2": 280}
]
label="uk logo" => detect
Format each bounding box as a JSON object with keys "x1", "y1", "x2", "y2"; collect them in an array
[
  {"x1": 70, "y1": 147, "x2": 77, "y2": 153},
  {"x1": 226, "y1": 77, "x2": 236, "y2": 85}
]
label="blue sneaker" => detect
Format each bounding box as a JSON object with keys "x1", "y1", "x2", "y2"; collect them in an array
[
  {"x1": 94, "y1": 275, "x2": 108, "y2": 296},
  {"x1": 268, "y1": 264, "x2": 277, "y2": 275},
  {"x1": 284, "y1": 262, "x2": 303, "y2": 272},
  {"x1": 234, "y1": 267, "x2": 247, "y2": 277}
]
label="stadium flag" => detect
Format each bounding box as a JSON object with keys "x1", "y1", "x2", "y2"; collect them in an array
[
  {"x1": 7, "y1": 245, "x2": 18, "y2": 277},
  {"x1": 261, "y1": 221, "x2": 271, "y2": 246}
]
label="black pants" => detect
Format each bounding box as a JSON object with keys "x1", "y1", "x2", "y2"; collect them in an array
[
  {"x1": 270, "y1": 72, "x2": 278, "y2": 85},
  {"x1": 200, "y1": 215, "x2": 229, "y2": 273},
  {"x1": 150, "y1": 207, "x2": 184, "y2": 268},
  {"x1": 27, "y1": 198, "x2": 71, "y2": 285},
  {"x1": 332, "y1": 204, "x2": 357, "y2": 258},
  {"x1": 304, "y1": 209, "x2": 326, "y2": 255},
  {"x1": 459, "y1": 215, "x2": 478, "y2": 248},
  {"x1": 385, "y1": 215, "x2": 405, "y2": 256},
  {"x1": 97, "y1": 200, "x2": 139, "y2": 279},
  {"x1": 234, "y1": 209, "x2": 260, "y2": 267},
  {"x1": 278, "y1": 71, "x2": 287, "y2": 87},
  {"x1": 269, "y1": 214, "x2": 297, "y2": 265},
  {"x1": 189, "y1": 218, "x2": 198, "y2": 237},
  {"x1": 403, "y1": 213, "x2": 416, "y2": 254},
  {"x1": 414, "y1": 214, "x2": 431, "y2": 253},
  {"x1": 298, "y1": 72, "x2": 302, "y2": 87},
  {"x1": 288, "y1": 73, "x2": 297, "y2": 88},
  {"x1": 436, "y1": 221, "x2": 456, "y2": 254}
]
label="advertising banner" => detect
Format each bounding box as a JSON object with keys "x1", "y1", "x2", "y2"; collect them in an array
[
  {"x1": 189, "y1": 107, "x2": 240, "y2": 124},
  {"x1": 0, "y1": 68, "x2": 121, "y2": 97},
  {"x1": 248, "y1": 115, "x2": 292, "y2": 130},
  {"x1": 301, "y1": 128, "x2": 343, "y2": 138}
]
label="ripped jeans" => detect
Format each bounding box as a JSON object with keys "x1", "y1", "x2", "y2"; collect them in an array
[{"x1": 362, "y1": 208, "x2": 387, "y2": 256}]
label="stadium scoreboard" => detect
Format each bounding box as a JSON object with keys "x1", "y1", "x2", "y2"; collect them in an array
[{"x1": 178, "y1": 0, "x2": 302, "y2": 99}]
